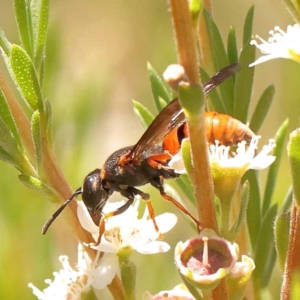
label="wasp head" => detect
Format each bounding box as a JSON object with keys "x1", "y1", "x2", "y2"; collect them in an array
[{"x1": 81, "y1": 168, "x2": 109, "y2": 225}]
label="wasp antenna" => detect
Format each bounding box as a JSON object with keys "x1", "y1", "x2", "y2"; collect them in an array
[{"x1": 42, "y1": 188, "x2": 82, "y2": 235}]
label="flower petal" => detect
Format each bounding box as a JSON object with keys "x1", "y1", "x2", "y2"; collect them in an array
[
  {"x1": 135, "y1": 241, "x2": 171, "y2": 254},
  {"x1": 92, "y1": 253, "x2": 119, "y2": 290}
]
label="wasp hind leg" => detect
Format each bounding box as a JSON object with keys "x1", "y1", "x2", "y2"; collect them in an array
[{"x1": 150, "y1": 178, "x2": 202, "y2": 232}]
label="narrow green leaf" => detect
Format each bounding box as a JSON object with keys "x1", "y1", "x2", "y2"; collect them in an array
[
  {"x1": 229, "y1": 181, "x2": 250, "y2": 240},
  {"x1": 176, "y1": 175, "x2": 195, "y2": 205},
  {"x1": 243, "y1": 6, "x2": 254, "y2": 46},
  {"x1": 0, "y1": 88, "x2": 22, "y2": 150},
  {"x1": 158, "y1": 97, "x2": 168, "y2": 109},
  {"x1": 253, "y1": 204, "x2": 278, "y2": 290},
  {"x1": 0, "y1": 116, "x2": 21, "y2": 158},
  {"x1": 200, "y1": 68, "x2": 225, "y2": 113},
  {"x1": 44, "y1": 99, "x2": 52, "y2": 145},
  {"x1": 132, "y1": 100, "x2": 154, "y2": 129},
  {"x1": 227, "y1": 26, "x2": 238, "y2": 65},
  {"x1": 262, "y1": 119, "x2": 289, "y2": 214},
  {"x1": 281, "y1": 186, "x2": 293, "y2": 213},
  {"x1": 261, "y1": 247, "x2": 277, "y2": 288},
  {"x1": 233, "y1": 42, "x2": 255, "y2": 122},
  {"x1": 0, "y1": 28, "x2": 12, "y2": 56},
  {"x1": 13, "y1": 0, "x2": 34, "y2": 57},
  {"x1": 147, "y1": 62, "x2": 172, "y2": 112},
  {"x1": 10, "y1": 44, "x2": 43, "y2": 111},
  {"x1": 203, "y1": 10, "x2": 234, "y2": 114},
  {"x1": 249, "y1": 85, "x2": 275, "y2": 134},
  {"x1": 18, "y1": 174, "x2": 54, "y2": 198},
  {"x1": 274, "y1": 212, "x2": 290, "y2": 272},
  {"x1": 283, "y1": 0, "x2": 300, "y2": 23},
  {"x1": 287, "y1": 128, "x2": 300, "y2": 208},
  {"x1": 31, "y1": 0, "x2": 49, "y2": 66},
  {"x1": 0, "y1": 145, "x2": 20, "y2": 167},
  {"x1": 244, "y1": 170, "x2": 261, "y2": 249},
  {"x1": 181, "y1": 139, "x2": 193, "y2": 179},
  {"x1": 31, "y1": 110, "x2": 42, "y2": 173}
]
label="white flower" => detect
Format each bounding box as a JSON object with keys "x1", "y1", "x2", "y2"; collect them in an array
[
  {"x1": 249, "y1": 24, "x2": 300, "y2": 67},
  {"x1": 28, "y1": 244, "x2": 118, "y2": 300},
  {"x1": 169, "y1": 136, "x2": 276, "y2": 174},
  {"x1": 77, "y1": 198, "x2": 177, "y2": 254}
]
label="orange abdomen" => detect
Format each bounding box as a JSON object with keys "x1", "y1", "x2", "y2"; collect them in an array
[
  {"x1": 162, "y1": 112, "x2": 255, "y2": 154},
  {"x1": 204, "y1": 112, "x2": 255, "y2": 146}
]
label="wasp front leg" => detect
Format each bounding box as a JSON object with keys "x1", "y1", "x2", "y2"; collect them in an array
[{"x1": 95, "y1": 196, "x2": 134, "y2": 246}]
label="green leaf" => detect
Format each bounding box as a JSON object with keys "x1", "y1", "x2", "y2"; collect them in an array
[
  {"x1": 249, "y1": 85, "x2": 275, "y2": 134},
  {"x1": 243, "y1": 5, "x2": 254, "y2": 46},
  {"x1": 176, "y1": 175, "x2": 195, "y2": 205},
  {"x1": 283, "y1": 0, "x2": 300, "y2": 24},
  {"x1": 0, "y1": 145, "x2": 20, "y2": 168},
  {"x1": 0, "y1": 88, "x2": 22, "y2": 150},
  {"x1": 18, "y1": 174, "x2": 54, "y2": 198},
  {"x1": 13, "y1": 0, "x2": 34, "y2": 57},
  {"x1": 204, "y1": 10, "x2": 234, "y2": 115},
  {"x1": 147, "y1": 62, "x2": 172, "y2": 112},
  {"x1": 31, "y1": 110, "x2": 42, "y2": 173},
  {"x1": 10, "y1": 44, "x2": 43, "y2": 111},
  {"x1": 274, "y1": 212, "x2": 290, "y2": 272},
  {"x1": 181, "y1": 139, "x2": 193, "y2": 179},
  {"x1": 44, "y1": 99, "x2": 52, "y2": 145},
  {"x1": 200, "y1": 68, "x2": 225, "y2": 113},
  {"x1": 229, "y1": 181, "x2": 250, "y2": 240},
  {"x1": 227, "y1": 26, "x2": 238, "y2": 65},
  {"x1": 281, "y1": 186, "x2": 293, "y2": 213},
  {"x1": 244, "y1": 170, "x2": 261, "y2": 249},
  {"x1": 287, "y1": 128, "x2": 300, "y2": 208},
  {"x1": 0, "y1": 28, "x2": 12, "y2": 56},
  {"x1": 233, "y1": 41, "x2": 255, "y2": 122},
  {"x1": 0, "y1": 116, "x2": 21, "y2": 158},
  {"x1": 262, "y1": 119, "x2": 289, "y2": 215},
  {"x1": 31, "y1": 0, "x2": 49, "y2": 66},
  {"x1": 132, "y1": 100, "x2": 154, "y2": 129},
  {"x1": 253, "y1": 204, "x2": 278, "y2": 290}
]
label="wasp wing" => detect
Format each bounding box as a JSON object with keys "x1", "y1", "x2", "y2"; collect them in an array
[{"x1": 128, "y1": 63, "x2": 240, "y2": 162}]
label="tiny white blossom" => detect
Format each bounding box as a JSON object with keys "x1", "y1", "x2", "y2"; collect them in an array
[
  {"x1": 28, "y1": 244, "x2": 118, "y2": 300},
  {"x1": 249, "y1": 24, "x2": 300, "y2": 67},
  {"x1": 77, "y1": 199, "x2": 177, "y2": 254},
  {"x1": 169, "y1": 136, "x2": 276, "y2": 174}
]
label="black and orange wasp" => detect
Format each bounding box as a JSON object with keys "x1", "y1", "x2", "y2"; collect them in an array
[{"x1": 42, "y1": 63, "x2": 255, "y2": 245}]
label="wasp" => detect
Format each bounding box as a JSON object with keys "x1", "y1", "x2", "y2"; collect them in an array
[{"x1": 42, "y1": 63, "x2": 255, "y2": 245}]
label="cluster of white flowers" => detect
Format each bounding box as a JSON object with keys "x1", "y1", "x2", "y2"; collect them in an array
[
  {"x1": 250, "y1": 24, "x2": 300, "y2": 66},
  {"x1": 29, "y1": 199, "x2": 177, "y2": 299},
  {"x1": 169, "y1": 136, "x2": 276, "y2": 175}
]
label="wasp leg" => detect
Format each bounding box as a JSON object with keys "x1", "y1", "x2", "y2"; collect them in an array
[
  {"x1": 150, "y1": 178, "x2": 202, "y2": 232},
  {"x1": 95, "y1": 195, "x2": 134, "y2": 246},
  {"x1": 127, "y1": 187, "x2": 161, "y2": 237}
]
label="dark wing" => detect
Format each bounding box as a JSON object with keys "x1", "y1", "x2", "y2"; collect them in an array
[
  {"x1": 129, "y1": 98, "x2": 184, "y2": 162},
  {"x1": 128, "y1": 63, "x2": 241, "y2": 162}
]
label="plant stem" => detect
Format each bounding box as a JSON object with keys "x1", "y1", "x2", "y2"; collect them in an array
[
  {"x1": 169, "y1": 0, "x2": 218, "y2": 232},
  {"x1": 169, "y1": 1, "x2": 225, "y2": 299},
  {"x1": 169, "y1": 0, "x2": 199, "y2": 84}
]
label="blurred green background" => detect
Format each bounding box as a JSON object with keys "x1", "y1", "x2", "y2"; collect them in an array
[{"x1": 0, "y1": 1, "x2": 299, "y2": 299}]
